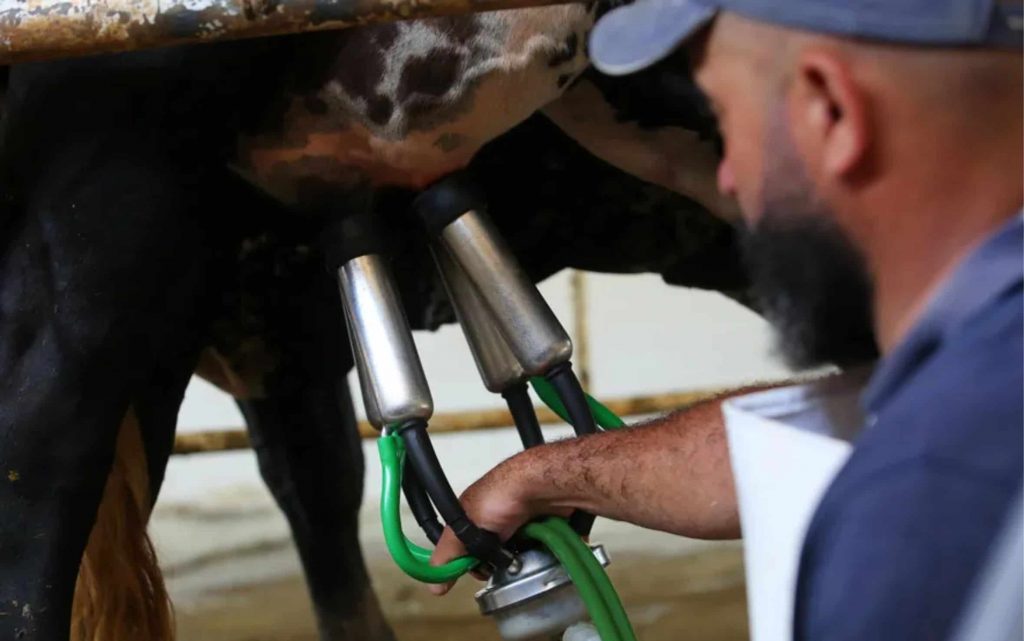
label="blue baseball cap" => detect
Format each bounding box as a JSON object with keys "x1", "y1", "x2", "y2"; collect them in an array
[{"x1": 590, "y1": 0, "x2": 1023, "y2": 76}]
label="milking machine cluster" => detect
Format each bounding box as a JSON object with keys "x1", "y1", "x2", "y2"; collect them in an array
[{"x1": 321, "y1": 173, "x2": 638, "y2": 641}]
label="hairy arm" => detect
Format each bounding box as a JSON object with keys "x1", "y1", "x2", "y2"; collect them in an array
[
  {"x1": 427, "y1": 384, "x2": 779, "y2": 594},
  {"x1": 508, "y1": 395, "x2": 741, "y2": 538}
]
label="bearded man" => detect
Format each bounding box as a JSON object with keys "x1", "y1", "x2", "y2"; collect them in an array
[{"x1": 427, "y1": 2, "x2": 1023, "y2": 639}]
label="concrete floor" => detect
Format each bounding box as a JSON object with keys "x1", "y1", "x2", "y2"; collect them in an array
[
  {"x1": 173, "y1": 544, "x2": 749, "y2": 641},
  {"x1": 159, "y1": 444, "x2": 752, "y2": 641}
]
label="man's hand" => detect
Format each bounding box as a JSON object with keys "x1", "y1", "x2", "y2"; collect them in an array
[
  {"x1": 427, "y1": 449, "x2": 573, "y2": 595},
  {"x1": 424, "y1": 388, "x2": 758, "y2": 595}
]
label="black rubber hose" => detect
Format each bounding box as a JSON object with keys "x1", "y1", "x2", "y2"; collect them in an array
[
  {"x1": 402, "y1": 459, "x2": 445, "y2": 544},
  {"x1": 569, "y1": 510, "x2": 597, "y2": 538},
  {"x1": 318, "y1": 202, "x2": 389, "y2": 272},
  {"x1": 547, "y1": 362, "x2": 599, "y2": 436},
  {"x1": 399, "y1": 420, "x2": 514, "y2": 569},
  {"x1": 545, "y1": 362, "x2": 599, "y2": 536},
  {"x1": 504, "y1": 383, "x2": 545, "y2": 449},
  {"x1": 411, "y1": 171, "x2": 487, "y2": 237}
]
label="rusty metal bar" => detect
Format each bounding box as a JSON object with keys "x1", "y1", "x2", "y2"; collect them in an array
[
  {"x1": 172, "y1": 383, "x2": 792, "y2": 455},
  {"x1": 0, "y1": 0, "x2": 579, "y2": 65}
]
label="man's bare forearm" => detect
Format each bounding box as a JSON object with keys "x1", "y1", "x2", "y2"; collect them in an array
[
  {"x1": 519, "y1": 399, "x2": 738, "y2": 538},
  {"x1": 425, "y1": 383, "x2": 795, "y2": 594},
  {"x1": 497, "y1": 385, "x2": 776, "y2": 540}
]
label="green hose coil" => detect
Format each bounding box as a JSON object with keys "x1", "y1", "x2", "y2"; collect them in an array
[
  {"x1": 542, "y1": 518, "x2": 638, "y2": 641},
  {"x1": 522, "y1": 519, "x2": 623, "y2": 641},
  {"x1": 376, "y1": 382, "x2": 637, "y2": 639},
  {"x1": 378, "y1": 435, "x2": 479, "y2": 583}
]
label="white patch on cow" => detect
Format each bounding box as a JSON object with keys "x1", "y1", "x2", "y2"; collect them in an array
[
  {"x1": 179, "y1": 0, "x2": 223, "y2": 12},
  {"x1": 236, "y1": 6, "x2": 594, "y2": 195}
]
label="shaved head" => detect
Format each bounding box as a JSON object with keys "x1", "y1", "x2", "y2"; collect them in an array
[{"x1": 690, "y1": 11, "x2": 1022, "y2": 364}]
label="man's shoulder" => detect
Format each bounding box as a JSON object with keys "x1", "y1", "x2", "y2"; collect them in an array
[
  {"x1": 856, "y1": 283, "x2": 1022, "y2": 485},
  {"x1": 794, "y1": 289, "x2": 1022, "y2": 641},
  {"x1": 795, "y1": 447, "x2": 1020, "y2": 641},
  {"x1": 795, "y1": 284, "x2": 1022, "y2": 639},
  {"x1": 794, "y1": 219, "x2": 1023, "y2": 641}
]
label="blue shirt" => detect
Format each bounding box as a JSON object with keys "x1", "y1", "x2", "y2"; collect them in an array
[{"x1": 793, "y1": 212, "x2": 1024, "y2": 641}]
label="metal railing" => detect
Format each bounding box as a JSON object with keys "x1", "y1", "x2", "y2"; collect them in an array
[{"x1": 172, "y1": 386, "x2": 745, "y2": 454}]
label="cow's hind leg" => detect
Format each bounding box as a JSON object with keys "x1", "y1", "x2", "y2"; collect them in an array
[
  {"x1": 72, "y1": 299, "x2": 225, "y2": 641},
  {"x1": 225, "y1": 237, "x2": 395, "y2": 641},
  {"x1": 0, "y1": 143, "x2": 235, "y2": 639}
]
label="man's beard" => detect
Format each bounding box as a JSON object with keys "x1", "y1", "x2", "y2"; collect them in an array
[{"x1": 739, "y1": 126, "x2": 879, "y2": 370}]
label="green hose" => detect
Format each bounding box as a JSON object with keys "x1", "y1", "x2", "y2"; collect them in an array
[
  {"x1": 545, "y1": 518, "x2": 638, "y2": 641},
  {"x1": 376, "y1": 384, "x2": 638, "y2": 639},
  {"x1": 523, "y1": 520, "x2": 623, "y2": 641},
  {"x1": 530, "y1": 377, "x2": 627, "y2": 429},
  {"x1": 404, "y1": 536, "x2": 434, "y2": 564},
  {"x1": 519, "y1": 377, "x2": 635, "y2": 641},
  {"x1": 378, "y1": 435, "x2": 478, "y2": 583}
]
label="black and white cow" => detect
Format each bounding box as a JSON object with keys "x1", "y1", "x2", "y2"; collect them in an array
[{"x1": 0, "y1": 6, "x2": 744, "y2": 640}]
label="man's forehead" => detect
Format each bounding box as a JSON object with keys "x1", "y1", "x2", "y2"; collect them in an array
[
  {"x1": 684, "y1": 19, "x2": 714, "y2": 64},
  {"x1": 707, "y1": 13, "x2": 787, "y2": 58},
  {"x1": 685, "y1": 24, "x2": 716, "y2": 90},
  {"x1": 693, "y1": 14, "x2": 795, "y2": 88},
  {"x1": 686, "y1": 18, "x2": 756, "y2": 92}
]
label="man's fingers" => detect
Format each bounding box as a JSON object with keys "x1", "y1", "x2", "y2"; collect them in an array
[
  {"x1": 428, "y1": 527, "x2": 467, "y2": 596},
  {"x1": 470, "y1": 566, "x2": 492, "y2": 581},
  {"x1": 429, "y1": 580, "x2": 455, "y2": 596},
  {"x1": 430, "y1": 528, "x2": 466, "y2": 565}
]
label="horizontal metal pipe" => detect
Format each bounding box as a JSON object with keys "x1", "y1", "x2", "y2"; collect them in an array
[
  {"x1": 171, "y1": 382, "x2": 799, "y2": 455},
  {"x1": 0, "y1": 0, "x2": 579, "y2": 65}
]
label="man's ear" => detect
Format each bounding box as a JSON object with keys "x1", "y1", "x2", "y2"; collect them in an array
[{"x1": 788, "y1": 48, "x2": 871, "y2": 179}]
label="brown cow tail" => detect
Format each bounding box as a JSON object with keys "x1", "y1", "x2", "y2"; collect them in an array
[{"x1": 71, "y1": 409, "x2": 175, "y2": 641}]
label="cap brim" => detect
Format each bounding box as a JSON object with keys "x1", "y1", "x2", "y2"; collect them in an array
[{"x1": 589, "y1": 0, "x2": 717, "y2": 76}]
